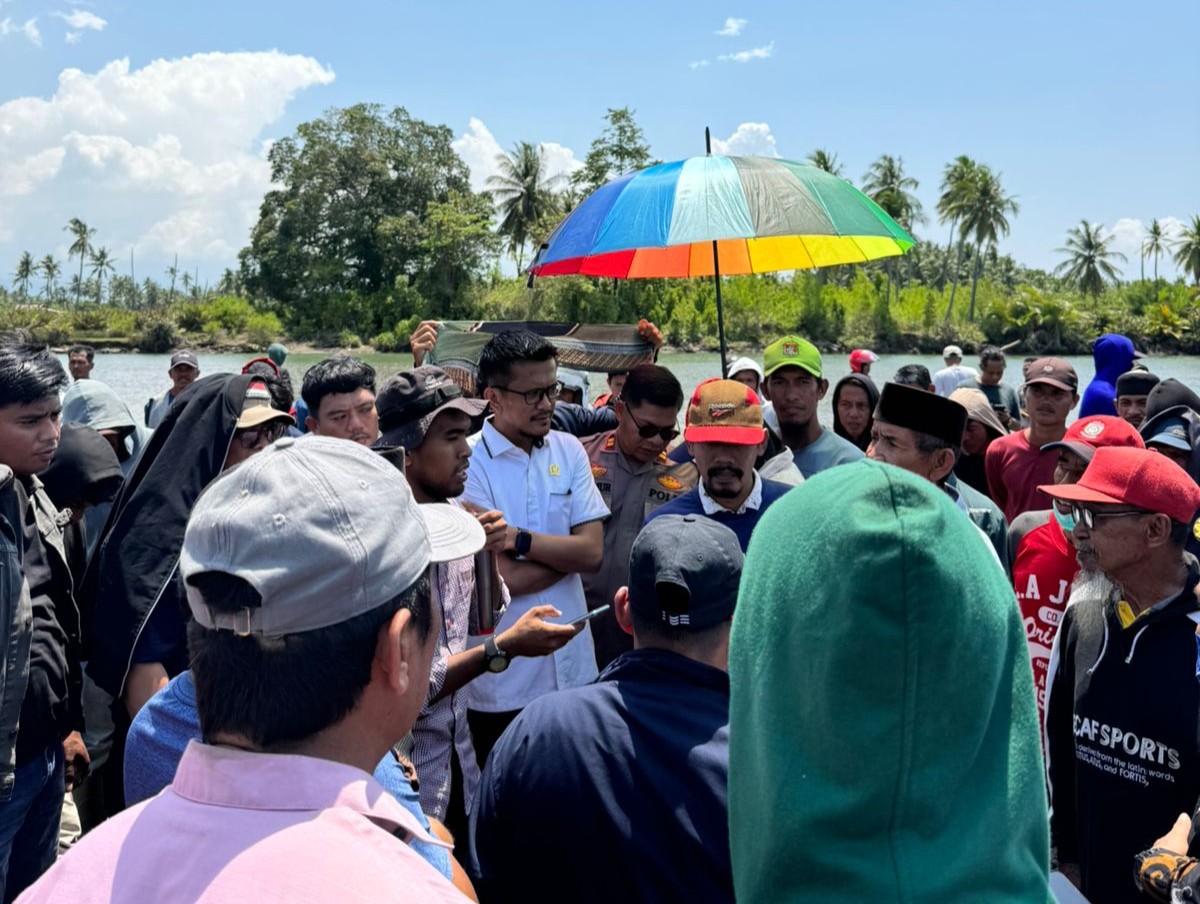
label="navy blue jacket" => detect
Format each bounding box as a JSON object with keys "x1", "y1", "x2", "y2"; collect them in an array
[
  {"x1": 645, "y1": 478, "x2": 791, "y2": 551},
  {"x1": 469, "y1": 648, "x2": 733, "y2": 904}
]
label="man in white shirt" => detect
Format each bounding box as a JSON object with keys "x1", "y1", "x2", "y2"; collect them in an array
[
  {"x1": 461, "y1": 331, "x2": 608, "y2": 766},
  {"x1": 933, "y1": 345, "x2": 978, "y2": 397}
]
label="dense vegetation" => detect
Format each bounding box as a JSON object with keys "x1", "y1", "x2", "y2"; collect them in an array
[{"x1": 3, "y1": 106, "x2": 1199, "y2": 354}]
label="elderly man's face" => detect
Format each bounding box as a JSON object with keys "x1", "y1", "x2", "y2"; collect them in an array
[
  {"x1": 1071, "y1": 503, "x2": 1157, "y2": 577},
  {"x1": 867, "y1": 421, "x2": 952, "y2": 484}
]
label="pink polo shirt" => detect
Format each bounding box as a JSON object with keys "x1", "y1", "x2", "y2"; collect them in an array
[{"x1": 19, "y1": 741, "x2": 465, "y2": 903}]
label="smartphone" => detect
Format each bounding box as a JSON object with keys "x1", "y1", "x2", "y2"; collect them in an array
[{"x1": 568, "y1": 605, "x2": 611, "y2": 627}]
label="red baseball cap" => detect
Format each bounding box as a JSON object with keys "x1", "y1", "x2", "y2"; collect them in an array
[
  {"x1": 684, "y1": 378, "x2": 766, "y2": 446},
  {"x1": 1041, "y1": 415, "x2": 1145, "y2": 462},
  {"x1": 1040, "y1": 446, "x2": 1200, "y2": 524}
]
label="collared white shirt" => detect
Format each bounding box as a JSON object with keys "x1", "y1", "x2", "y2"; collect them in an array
[
  {"x1": 697, "y1": 470, "x2": 763, "y2": 516},
  {"x1": 462, "y1": 420, "x2": 610, "y2": 712}
]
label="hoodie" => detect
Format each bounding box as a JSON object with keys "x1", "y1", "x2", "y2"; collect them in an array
[
  {"x1": 1045, "y1": 560, "x2": 1200, "y2": 904},
  {"x1": 39, "y1": 424, "x2": 123, "y2": 602},
  {"x1": 831, "y1": 373, "x2": 880, "y2": 452},
  {"x1": 62, "y1": 379, "x2": 147, "y2": 476},
  {"x1": 729, "y1": 461, "x2": 1051, "y2": 903},
  {"x1": 1080, "y1": 334, "x2": 1140, "y2": 418},
  {"x1": 81, "y1": 374, "x2": 251, "y2": 699}
]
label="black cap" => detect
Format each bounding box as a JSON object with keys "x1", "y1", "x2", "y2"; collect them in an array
[
  {"x1": 628, "y1": 515, "x2": 743, "y2": 630},
  {"x1": 1116, "y1": 370, "x2": 1160, "y2": 398},
  {"x1": 374, "y1": 366, "x2": 487, "y2": 450},
  {"x1": 874, "y1": 382, "x2": 968, "y2": 448},
  {"x1": 1145, "y1": 379, "x2": 1200, "y2": 422}
]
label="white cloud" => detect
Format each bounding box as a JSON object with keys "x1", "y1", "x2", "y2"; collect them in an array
[
  {"x1": 65, "y1": 30, "x2": 81, "y2": 43},
  {"x1": 1105, "y1": 217, "x2": 1186, "y2": 276},
  {"x1": 710, "y1": 122, "x2": 779, "y2": 158},
  {"x1": 53, "y1": 9, "x2": 105, "y2": 30},
  {"x1": 0, "y1": 51, "x2": 334, "y2": 273},
  {"x1": 719, "y1": 41, "x2": 773, "y2": 63},
  {"x1": 715, "y1": 17, "x2": 747, "y2": 37},
  {"x1": 689, "y1": 59, "x2": 709, "y2": 70},
  {"x1": 452, "y1": 117, "x2": 582, "y2": 194},
  {"x1": 0, "y1": 16, "x2": 42, "y2": 46}
]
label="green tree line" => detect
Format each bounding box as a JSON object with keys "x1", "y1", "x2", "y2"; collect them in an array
[{"x1": 4, "y1": 104, "x2": 1200, "y2": 354}]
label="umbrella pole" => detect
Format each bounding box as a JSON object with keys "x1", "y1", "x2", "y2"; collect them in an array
[
  {"x1": 704, "y1": 127, "x2": 728, "y2": 377},
  {"x1": 711, "y1": 241, "x2": 728, "y2": 378}
]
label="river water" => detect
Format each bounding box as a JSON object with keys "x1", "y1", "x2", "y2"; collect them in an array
[{"x1": 66, "y1": 349, "x2": 1200, "y2": 426}]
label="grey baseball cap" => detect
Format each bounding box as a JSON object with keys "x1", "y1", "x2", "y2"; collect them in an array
[
  {"x1": 181, "y1": 435, "x2": 484, "y2": 637},
  {"x1": 628, "y1": 514, "x2": 743, "y2": 630},
  {"x1": 170, "y1": 350, "x2": 199, "y2": 371},
  {"x1": 375, "y1": 366, "x2": 488, "y2": 450}
]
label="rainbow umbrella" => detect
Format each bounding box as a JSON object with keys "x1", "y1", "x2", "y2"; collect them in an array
[{"x1": 529, "y1": 151, "x2": 914, "y2": 374}]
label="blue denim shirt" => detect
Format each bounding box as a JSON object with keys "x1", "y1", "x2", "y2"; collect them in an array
[{"x1": 0, "y1": 467, "x2": 32, "y2": 801}]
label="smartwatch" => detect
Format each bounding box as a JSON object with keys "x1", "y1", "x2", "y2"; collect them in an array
[
  {"x1": 514, "y1": 528, "x2": 533, "y2": 558},
  {"x1": 484, "y1": 635, "x2": 511, "y2": 673}
]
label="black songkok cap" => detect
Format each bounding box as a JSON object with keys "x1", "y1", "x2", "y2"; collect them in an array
[
  {"x1": 874, "y1": 382, "x2": 968, "y2": 449},
  {"x1": 1115, "y1": 370, "x2": 1160, "y2": 398}
]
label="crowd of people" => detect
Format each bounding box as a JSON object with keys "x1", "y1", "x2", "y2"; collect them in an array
[{"x1": 2, "y1": 325, "x2": 1200, "y2": 903}]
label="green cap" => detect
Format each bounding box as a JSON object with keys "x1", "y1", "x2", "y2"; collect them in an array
[{"x1": 763, "y1": 336, "x2": 822, "y2": 379}]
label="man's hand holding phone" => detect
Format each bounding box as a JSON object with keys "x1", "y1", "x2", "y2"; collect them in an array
[{"x1": 497, "y1": 605, "x2": 582, "y2": 658}]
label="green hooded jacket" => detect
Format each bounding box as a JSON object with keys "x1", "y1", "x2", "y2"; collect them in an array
[{"x1": 729, "y1": 460, "x2": 1051, "y2": 903}]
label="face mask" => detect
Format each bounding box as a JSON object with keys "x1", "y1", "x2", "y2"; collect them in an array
[{"x1": 1052, "y1": 504, "x2": 1076, "y2": 534}]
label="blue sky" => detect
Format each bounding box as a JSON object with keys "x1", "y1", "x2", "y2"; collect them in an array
[{"x1": 1, "y1": 0, "x2": 1197, "y2": 290}]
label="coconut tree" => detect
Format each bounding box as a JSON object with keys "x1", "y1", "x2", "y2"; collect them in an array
[
  {"x1": 165, "y1": 256, "x2": 179, "y2": 303},
  {"x1": 1143, "y1": 219, "x2": 1168, "y2": 288},
  {"x1": 1173, "y1": 215, "x2": 1200, "y2": 285},
  {"x1": 806, "y1": 148, "x2": 845, "y2": 179},
  {"x1": 13, "y1": 252, "x2": 35, "y2": 299},
  {"x1": 862, "y1": 155, "x2": 924, "y2": 302},
  {"x1": 488, "y1": 141, "x2": 564, "y2": 271},
  {"x1": 89, "y1": 246, "x2": 116, "y2": 304},
  {"x1": 38, "y1": 255, "x2": 61, "y2": 300},
  {"x1": 1054, "y1": 221, "x2": 1127, "y2": 298},
  {"x1": 956, "y1": 166, "x2": 1019, "y2": 319},
  {"x1": 936, "y1": 155, "x2": 978, "y2": 313},
  {"x1": 64, "y1": 218, "x2": 95, "y2": 305}
]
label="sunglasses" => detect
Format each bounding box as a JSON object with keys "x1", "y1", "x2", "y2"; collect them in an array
[
  {"x1": 625, "y1": 404, "x2": 680, "y2": 443},
  {"x1": 234, "y1": 420, "x2": 287, "y2": 449},
  {"x1": 1069, "y1": 504, "x2": 1151, "y2": 530}
]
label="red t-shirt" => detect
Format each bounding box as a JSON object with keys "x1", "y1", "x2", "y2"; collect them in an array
[
  {"x1": 1012, "y1": 515, "x2": 1079, "y2": 726},
  {"x1": 985, "y1": 429, "x2": 1060, "y2": 522}
]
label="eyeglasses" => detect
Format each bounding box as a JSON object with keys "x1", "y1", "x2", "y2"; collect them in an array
[
  {"x1": 234, "y1": 420, "x2": 287, "y2": 449},
  {"x1": 494, "y1": 381, "x2": 563, "y2": 405},
  {"x1": 1069, "y1": 504, "x2": 1151, "y2": 530},
  {"x1": 625, "y1": 404, "x2": 680, "y2": 443}
]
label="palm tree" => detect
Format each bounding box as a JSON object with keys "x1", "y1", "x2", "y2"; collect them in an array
[
  {"x1": 64, "y1": 218, "x2": 95, "y2": 305},
  {"x1": 1054, "y1": 221, "x2": 1127, "y2": 298},
  {"x1": 89, "y1": 246, "x2": 116, "y2": 303},
  {"x1": 165, "y1": 256, "x2": 179, "y2": 303},
  {"x1": 936, "y1": 155, "x2": 978, "y2": 314},
  {"x1": 861, "y1": 155, "x2": 924, "y2": 233},
  {"x1": 862, "y1": 155, "x2": 925, "y2": 304},
  {"x1": 488, "y1": 141, "x2": 564, "y2": 271},
  {"x1": 1173, "y1": 215, "x2": 1200, "y2": 285},
  {"x1": 13, "y1": 252, "x2": 35, "y2": 299},
  {"x1": 38, "y1": 255, "x2": 60, "y2": 300},
  {"x1": 956, "y1": 166, "x2": 1019, "y2": 319},
  {"x1": 806, "y1": 148, "x2": 844, "y2": 179},
  {"x1": 1143, "y1": 219, "x2": 1167, "y2": 288}
]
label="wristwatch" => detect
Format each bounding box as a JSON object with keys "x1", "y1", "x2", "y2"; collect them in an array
[
  {"x1": 514, "y1": 528, "x2": 533, "y2": 558},
  {"x1": 483, "y1": 635, "x2": 510, "y2": 673}
]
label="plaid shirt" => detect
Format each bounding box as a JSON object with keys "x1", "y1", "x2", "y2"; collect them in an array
[{"x1": 410, "y1": 503, "x2": 509, "y2": 823}]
